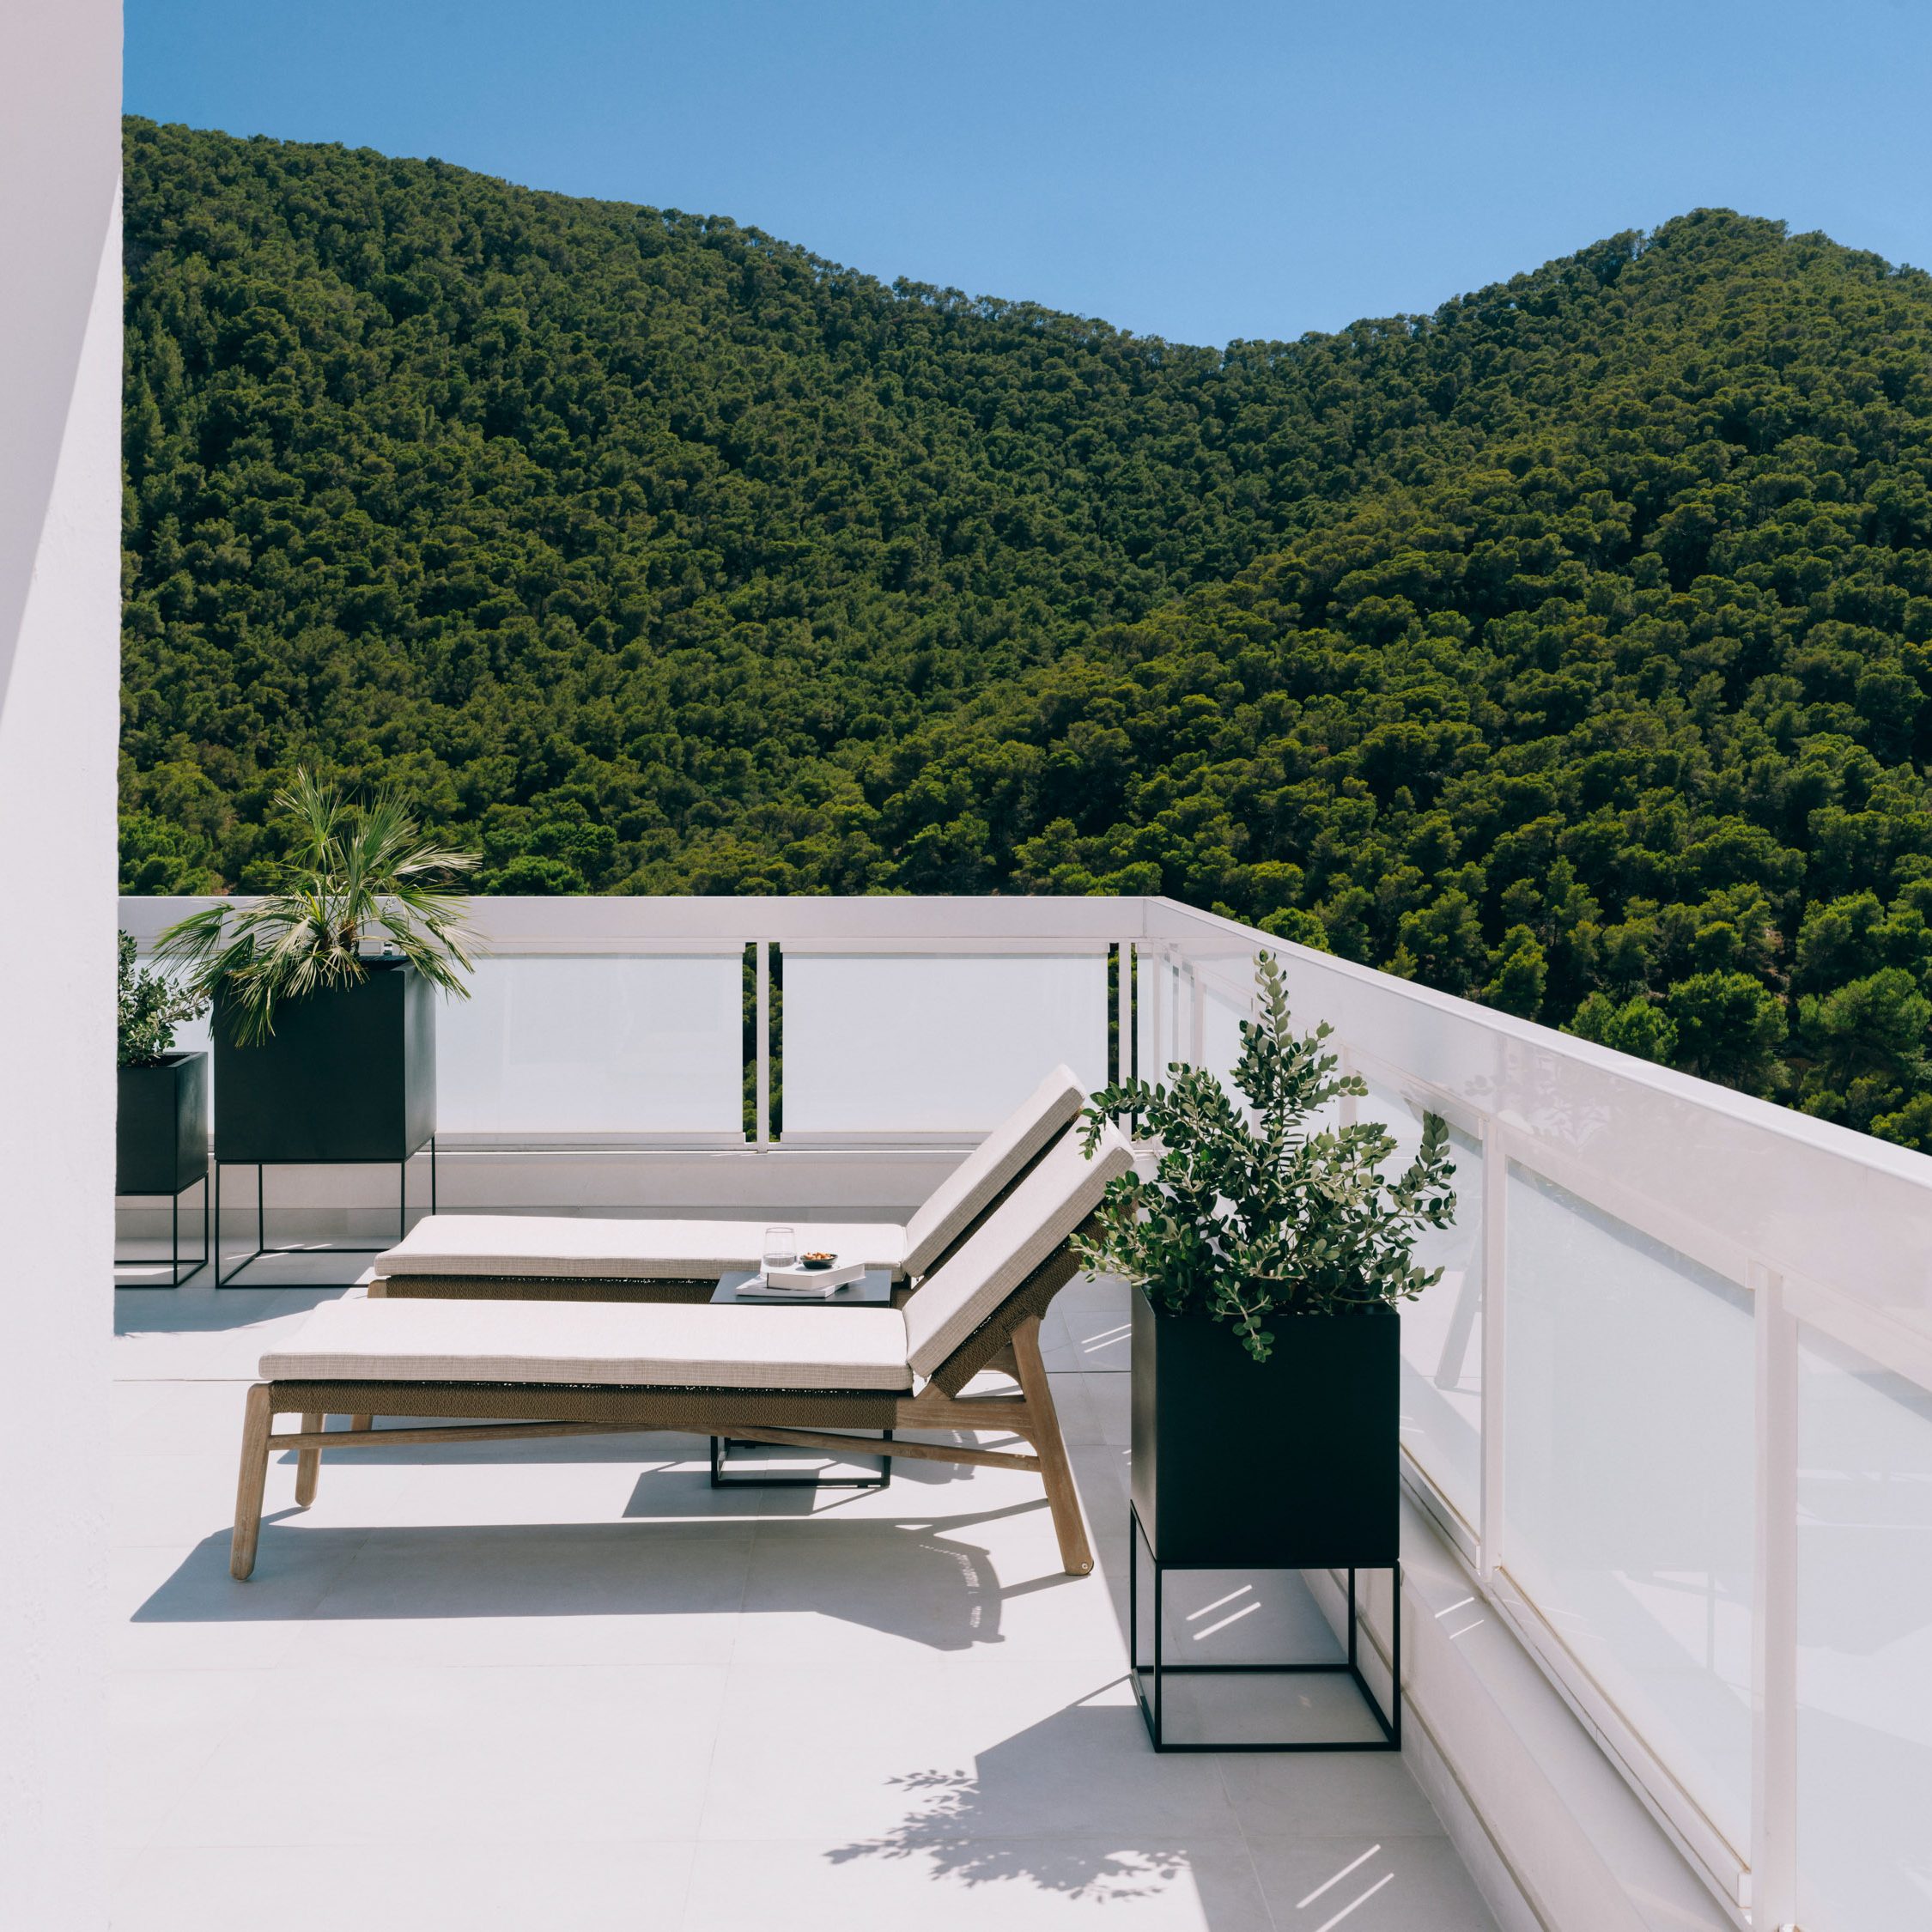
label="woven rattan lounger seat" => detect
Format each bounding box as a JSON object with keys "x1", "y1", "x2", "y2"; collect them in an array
[
  {"x1": 370, "y1": 1063, "x2": 1088, "y2": 1301},
  {"x1": 231, "y1": 1123, "x2": 1134, "y2": 1581}
]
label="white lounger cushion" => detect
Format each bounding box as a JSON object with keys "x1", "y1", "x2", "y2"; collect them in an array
[
  {"x1": 903, "y1": 1123, "x2": 1134, "y2": 1378},
  {"x1": 259, "y1": 1297, "x2": 914, "y2": 1391},
  {"x1": 373, "y1": 1215, "x2": 908, "y2": 1282},
  {"x1": 370, "y1": 1063, "x2": 1086, "y2": 1285},
  {"x1": 900, "y1": 1064, "x2": 1087, "y2": 1275}
]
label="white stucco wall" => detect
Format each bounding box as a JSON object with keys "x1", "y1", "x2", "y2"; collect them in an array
[{"x1": 0, "y1": 7, "x2": 123, "y2": 1926}]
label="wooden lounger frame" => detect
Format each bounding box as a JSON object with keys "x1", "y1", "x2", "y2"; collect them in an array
[{"x1": 231, "y1": 1245, "x2": 1091, "y2": 1581}]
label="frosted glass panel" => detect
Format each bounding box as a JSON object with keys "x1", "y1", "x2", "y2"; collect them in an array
[
  {"x1": 1134, "y1": 951, "x2": 1178, "y2": 1084},
  {"x1": 784, "y1": 954, "x2": 1107, "y2": 1133},
  {"x1": 436, "y1": 956, "x2": 742, "y2": 1135},
  {"x1": 1366, "y1": 1080, "x2": 1481, "y2": 1529},
  {"x1": 1201, "y1": 987, "x2": 1247, "y2": 1086},
  {"x1": 1796, "y1": 1325, "x2": 1932, "y2": 1932},
  {"x1": 1505, "y1": 1165, "x2": 1754, "y2": 1850}
]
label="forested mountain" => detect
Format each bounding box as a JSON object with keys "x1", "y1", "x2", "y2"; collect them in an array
[{"x1": 121, "y1": 119, "x2": 1932, "y2": 1145}]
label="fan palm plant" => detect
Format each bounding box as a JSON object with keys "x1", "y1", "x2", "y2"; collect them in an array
[{"x1": 155, "y1": 771, "x2": 480, "y2": 1045}]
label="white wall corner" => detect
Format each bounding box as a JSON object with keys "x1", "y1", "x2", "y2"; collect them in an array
[{"x1": 0, "y1": 6, "x2": 122, "y2": 1926}]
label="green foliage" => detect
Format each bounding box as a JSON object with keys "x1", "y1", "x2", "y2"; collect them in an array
[
  {"x1": 1568, "y1": 992, "x2": 1677, "y2": 1064},
  {"x1": 154, "y1": 770, "x2": 477, "y2": 1044},
  {"x1": 121, "y1": 121, "x2": 1932, "y2": 1140},
  {"x1": 117, "y1": 930, "x2": 206, "y2": 1066},
  {"x1": 1074, "y1": 953, "x2": 1457, "y2": 1362}
]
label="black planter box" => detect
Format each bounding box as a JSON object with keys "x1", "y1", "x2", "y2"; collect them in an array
[
  {"x1": 214, "y1": 963, "x2": 435, "y2": 1165},
  {"x1": 116, "y1": 1053, "x2": 210, "y2": 1196},
  {"x1": 1131, "y1": 1288, "x2": 1399, "y2": 1570}
]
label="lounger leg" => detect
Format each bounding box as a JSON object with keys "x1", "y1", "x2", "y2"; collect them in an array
[
  {"x1": 1009, "y1": 1315, "x2": 1093, "y2": 1577},
  {"x1": 295, "y1": 1412, "x2": 325, "y2": 1507},
  {"x1": 231, "y1": 1383, "x2": 274, "y2": 1581},
  {"x1": 349, "y1": 1413, "x2": 372, "y2": 1433}
]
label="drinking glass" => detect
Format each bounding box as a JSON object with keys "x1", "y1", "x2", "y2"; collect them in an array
[{"x1": 762, "y1": 1225, "x2": 797, "y2": 1268}]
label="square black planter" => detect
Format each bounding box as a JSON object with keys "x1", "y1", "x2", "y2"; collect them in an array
[
  {"x1": 212, "y1": 963, "x2": 438, "y2": 1285},
  {"x1": 118, "y1": 1053, "x2": 209, "y2": 1195},
  {"x1": 1129, "y1": 1288, "x2": 1401, "y2": 1751},
  {"x1": 115, "y1": 1053, "x2": 210, "y2": 1286},
  {"x1": 214, "y1": 963, "x2": 434, "y2": 1166}
]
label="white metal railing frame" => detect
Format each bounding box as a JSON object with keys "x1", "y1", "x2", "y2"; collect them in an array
[
  {"x1": 1145, "y1": 896, "x2": 1932, "y2": 1929},
  {"x1": 120, "y1": 890, "x2": 1932, "y2": 1923}
]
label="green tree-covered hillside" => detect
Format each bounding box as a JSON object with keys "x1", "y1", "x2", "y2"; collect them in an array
[{"x1": 122, "y1": 120, "x2": 1932, "y2": 1143}]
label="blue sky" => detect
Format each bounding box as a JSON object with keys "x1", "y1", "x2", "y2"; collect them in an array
[{"x1": 126, "y1": 0, "x2": 1932, "y2": 347}]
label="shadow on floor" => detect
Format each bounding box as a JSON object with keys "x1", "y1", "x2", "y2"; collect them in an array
[
  {"x1": 114, "y1": 1283, "x2": 349, "y2": 1335},
  {"x1": 131, "y1": 1504, "x2": 1080, "y2": 1653},
  {"x1": 826, "y1": 1691, "x2": 1195, "y2": 1901}
]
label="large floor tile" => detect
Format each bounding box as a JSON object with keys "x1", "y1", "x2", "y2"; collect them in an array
[
  {"x1": 145, "y1": 1662, "x2": 727, "y2": 1847},
  {"x1": 113, "y1": 1531, "x2": 368, "y2": 1672},
  {"x1": 112, "y1": 1376, "x2": 256, "y2": 1458},
  {"x1": 700, "y1": 1668, "x2": 1235, "y2": 1844},
  {"x1": 682, "y1": 1832, "x2": 1273, "y2": 1929},
  {"x1": 731, "y1": 1514, "x2": 1116, "y2": 1665},
  {"x1": 1218, "y1": 1749, "x2": 1449, "y2": 1838},
  {"x1": 1244, "y1": 1832, "x2": 1500, "y2": 1931},
  {"x1": 111, "y1": 1839, "x2": 696, "y2": 1932},
  {"x1": 283, "y1": 1522, "x2": 751, "y2": 1665},
  {"x1": 108, "y1": 1668, "x2": 264, "y2": 1850}
]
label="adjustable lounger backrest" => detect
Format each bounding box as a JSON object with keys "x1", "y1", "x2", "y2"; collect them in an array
[
  {"x1": 900, "y1": 1064, "x2": 1088, "y2": 1279},
  {"x1": 904, "y1": 1121, "x2": 1135, "y2": 1384}
]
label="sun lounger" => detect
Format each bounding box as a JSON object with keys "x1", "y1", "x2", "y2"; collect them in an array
[
  {"x1": 369, "y1": 1063, "x2": 1088, "y2": 1302},
  {"x1": 230, "y1": 1122, "x2": 1134, "y2": 1581}
]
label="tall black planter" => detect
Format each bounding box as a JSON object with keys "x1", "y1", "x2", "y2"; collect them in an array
[
  {"x1": 212, "y1": 963, "x2": 437, "y2": 1285},
  {"x1": 214, "y1": 962, "x2": 434, "y2": 1164},
  {"x1": 1129, "y1": 1288, "x2": 1401, "y2": 1750},
  {"x1": 115, "y1": 1053, "x2": 210, "y2": 1285}
]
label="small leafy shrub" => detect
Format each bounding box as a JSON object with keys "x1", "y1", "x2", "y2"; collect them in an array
[
  {"x1": 117, "y1": 931, "x2": 206, "y2": 1066},
  {"x1": 1077, "y1": 951, "x2": 1457, "y2": 1362}
]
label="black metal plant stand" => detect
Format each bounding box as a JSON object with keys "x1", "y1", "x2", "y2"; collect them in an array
[
  {"x1": 113, "y1": 1175, "x2": 211, "y2": 1287},
  {"x1": 215, "y1": 1139, "x2": 437, "y2": 1287},
  {"x1": 708, "y1": 1428, "x2": 893, "y2": 1490},
  {"x1": 1128, "y1": 1504, "x2": 1401, "y2": 1753}
]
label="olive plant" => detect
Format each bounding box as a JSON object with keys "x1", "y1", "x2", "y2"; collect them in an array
[
  {"x1": 155, "y1": 770, "x2": 479, "y2": 1045},
  {"x1": 117, "y1": 931, "x2": 208, "y2": 1066},
  {"x1": 1077, "y1": 951, "x2": 1457, "y2": 1362}
]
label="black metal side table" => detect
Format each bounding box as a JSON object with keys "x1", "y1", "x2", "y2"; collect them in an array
[{"x1": 708, "y1": 1267, "x2": 896, "y2": 1490}]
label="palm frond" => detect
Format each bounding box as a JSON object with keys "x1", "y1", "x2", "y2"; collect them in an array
[{"x1": 154, "y1": 769, "x2": 481, "y2": 1043}]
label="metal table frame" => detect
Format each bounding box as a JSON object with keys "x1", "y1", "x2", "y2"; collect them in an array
[{"x1": 708, "y1": 1266, "x2": 896, "y2": 1490}]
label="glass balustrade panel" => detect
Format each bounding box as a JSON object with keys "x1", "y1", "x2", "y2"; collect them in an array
[
  {"x1": 1361, "y1": 1078, "x2": 1482, "y2": 1531},
  {"x1": 435, "y1": 954, "x2": 743, "y2": 1136},
  {"x1": 1504, "y1": 1164, "x2": 1755, "y2": 1852},
  {"x1": 1200, "y1": 986, "x2": 1248, "y2": 1088},
  {"x1": 1795, "y1": 1321, "x2": 1932, "y2": 1932},
  {"x1": 783, "y1": 953, "x2": 1109, "y2": 1133}
]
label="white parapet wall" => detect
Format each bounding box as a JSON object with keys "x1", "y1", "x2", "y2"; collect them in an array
[{"x1": 1, "y1": 7, "x2": 122, "y2": 1928}]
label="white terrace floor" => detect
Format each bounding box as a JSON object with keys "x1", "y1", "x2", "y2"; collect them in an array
[{"x1": 111, "y1": 1253, "x2": 1502, "y2": 1932}]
